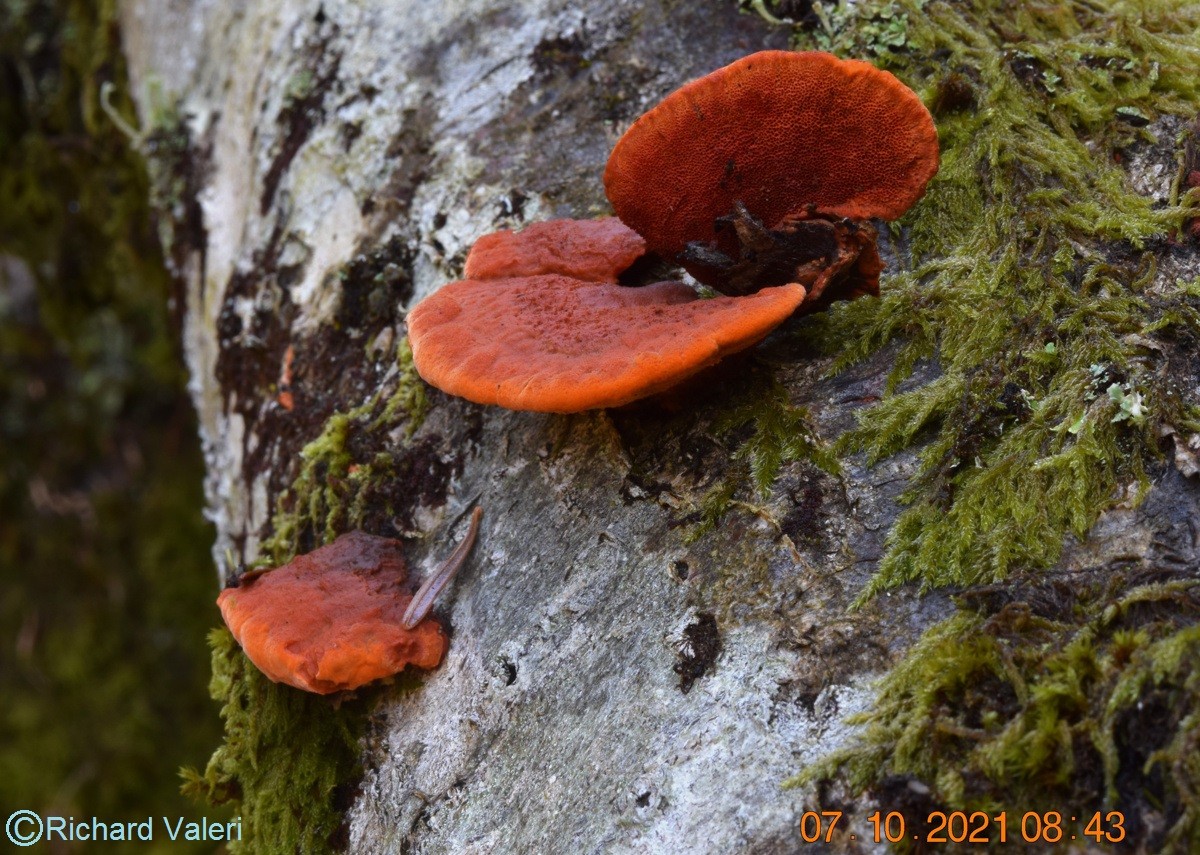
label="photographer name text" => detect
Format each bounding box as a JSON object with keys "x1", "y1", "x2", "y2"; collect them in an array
[{"x1": 7, "y1": 812, "x2": 241, "y2": 845}]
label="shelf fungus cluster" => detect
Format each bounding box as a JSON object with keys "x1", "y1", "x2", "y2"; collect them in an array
[
  {"x1": 218, "y1": 512, "x2": 481, "y2": 694},
  {"x1": 409, "y1": 50, "x2": 939, "y2": 413},
  {"x1": 408, "y1": 218, "x2": 806, "y2": 411}
]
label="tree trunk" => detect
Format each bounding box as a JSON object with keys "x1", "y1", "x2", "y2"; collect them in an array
[{"x1": 119, "y1": 1, "x2": 1200, "y2": 852}]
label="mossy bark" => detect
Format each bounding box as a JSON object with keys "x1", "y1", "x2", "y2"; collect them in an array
[{"x1": 123, "y1": 0, "x2": 1200, "y2": 852}]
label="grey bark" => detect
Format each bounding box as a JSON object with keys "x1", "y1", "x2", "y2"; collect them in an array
[{"x1": 118, "y1": 1, "x2": 1199, "y2": 852}]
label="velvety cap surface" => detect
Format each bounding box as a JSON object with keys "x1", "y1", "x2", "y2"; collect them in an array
[
  {"x1": 604, "y1": 51, "x2": 939, "y2": 259},
  {"x1": 464, "y1": 217, "x2": 647, "y2": 282},
  {"x1": 408, "y1": 274, "x2": 806, "y2": 412},
  {"x1": 217, "y1": 531, "x2": 447, "y2": 694}
]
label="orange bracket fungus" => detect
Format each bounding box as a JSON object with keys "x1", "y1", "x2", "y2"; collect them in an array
[
  {"x1": 407, "y1": 51, "x2": 937, "y2": 413},
  {"x1": 408, "y1": 217, "x2": 806, "y2": 412},
  {"x1": 604, "y1": 50, "x2": 938, "y2": 307},
  {"x1": 218, "y1": 529, "x2": 479, "y2": 694}
]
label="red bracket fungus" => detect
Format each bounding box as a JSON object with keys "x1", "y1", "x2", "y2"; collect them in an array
[
  {"x1": 406, "y1": 51, "x2": 938, "y2": 413},
  {"x1": 218, "y1": 531, "x2": 451, "y2": 694},
  {"x1": 408, "y1": 217, "x2": 806, "y2": 412},
  {"x1": 604, "y1": 50, "x2": 938, "y2": 307}
]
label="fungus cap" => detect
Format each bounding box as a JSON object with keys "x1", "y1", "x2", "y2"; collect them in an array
[
  {"x1": 464, "y1": 217, "x2": 646, "y2": 283},
  {"x1": 409, "y1": 217, "x2": 806, "y2": 412},
  {"x1": 217, "y1": 531, "x2": 447, "y2": 694},
  {"x1": 604, "y1": 50, "x2": 939, "y2": 261},
  {"x1": 408, "y1": 271, "x2": 806, "y2": 412}
]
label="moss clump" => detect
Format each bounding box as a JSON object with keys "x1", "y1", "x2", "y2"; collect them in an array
[
  {"x1": 719, "y1": 2, "x2": 1200, "y2": 592},
  {"x1": 736, "y1": 1, "x2": 1200, "y2": 847},
  {"x1": 795, "y1": 571, "x2": 1200, "y2": 849},
  {"x1": 259, "y1": 337, "x2": 429, "y2": 564},
  {"x1": 830, "y1": 267, "x2": 1200, "y2": 599},
  {"x1": 801, "y1": 0, "x2": 1200, "y2": 595},
  {"x1": 186, "y1": 338, "x2": 432, "y2": 853},
  {"x1": 182, "y1": 630, "x2": 367, "y2": 853}
]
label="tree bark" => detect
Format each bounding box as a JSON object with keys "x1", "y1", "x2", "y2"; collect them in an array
[{"x1": 119, "y1": 1, "x2": 1200, "y2": 852}]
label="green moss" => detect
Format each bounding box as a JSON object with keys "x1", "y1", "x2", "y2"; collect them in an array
[
  {"x1": 684, "y1": 479, "x2": 739, "y2": 545},
  {"x1": 685, "y1": 373, "x2": 839, "y2": 541},
  {"x1": 259, "y1": 336, "x2": 429, "y2": 564},
  {"x1": 185, "y1": 338, "x2": 432, "y2": 852},
  {"x1": 181, "y1": 630, "x2": 366, "y2": 854},
  {"x1": 794, "y1": 571, "x2": 1200, "y2": 849},
  {"x1": 717, "y1": 380, "x2": 842, "y2": 495},
  {"x1": 722, "y1": 2, "x2": 1200, "y2": 593},
  {"x1": 742, "y1": 1, "x2": 1200, "y2": 845},
  {"x1": 800, "y1": 0, "x2": 1200, "y2": 594}
]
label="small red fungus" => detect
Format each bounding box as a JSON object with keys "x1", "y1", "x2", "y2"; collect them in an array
[
  {"x1": 407, "y1": 218, "x2": 806, "y2": 412},
  {"x1": 277, "y1": 344, "x2": 295, "y2": 411},
  {"x1": 217, "y1": 531, "x2": 447, "y2": 694},
  {"x1": 464, "y1": 216, "x2": 647, "y2": 282},
  {"x1": 604, "y1": 50, "x2": 938, "y2": 305}
]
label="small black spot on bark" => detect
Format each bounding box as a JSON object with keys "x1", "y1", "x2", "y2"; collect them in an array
[
  {"x1": 532, "y1": 33, "x2": 589, "y2": 77},
  {"x1": 340, "y1": 121, "x2": 362, "y2": 151},
  {"x1": 497, "y1": 190, "x2": 527, "y2": 219},
  {"x1": 501, "y1": 657, "x2": 517, "y2": 686},
  {"x1": 781, "y1": 481, "x2": 824, "y2": 544},
  {"x1": 336, "y1": 235, "x2": 415, "y2": 331},
  {"x1": 674, "y1": 613, "x2": 722, "y2": 694}
]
